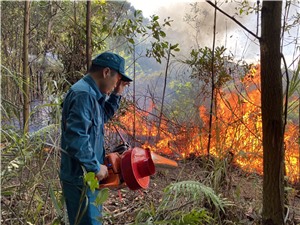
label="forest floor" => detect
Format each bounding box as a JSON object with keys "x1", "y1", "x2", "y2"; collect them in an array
[{"x1": 103, "y1": 156, "x2": 300, "y2": 225}]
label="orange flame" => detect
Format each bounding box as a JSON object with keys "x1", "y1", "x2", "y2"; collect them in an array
[{"x1": 116, "y1": 65, "x2": 299, "y2": 182}]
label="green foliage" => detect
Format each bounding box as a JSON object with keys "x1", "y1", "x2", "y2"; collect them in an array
[
  {"x1": 83, "y1": 173, "x2": 109, "y2": 223},
  {"x1": 162, "y1": 181, "x2": 229, "y2": 214},
  {"x1": 115, "y1": 11, "x2": 179, "y2": 64},
  {"x1": 75, "y1": 172, "x2": 109, "y2": 224},
  {"x1": 93, "y1": 188, "x2": 109, "y2": 206},
  {"x1": 135, "y1": 180, "x2": 233, "y2": 224},
  {"x1": 84, "y1": 172, "x2": 99, "y2": 193},
  {"x1": 146, "y1": 16, "x2": 179, "y2": 63},
  {"x1": 1, "y1": 123, "x2": 57, "y2": 182},
  {"x1": 185, "y1": 46, "x2": 233, "y2": 89},
  {"x1": 286, "y1": 63, "x2": 300, "y2": 122},
  {"x1": 1, "y1": 63, "x2": 68, "y2": 224},
  {"x1": 234, "y1": 1, "x2": 260, "y2": 16},
  {"x1": 1, "y1": 65, "x2": 32, "y2": 122},
  {"x1": 136, "y1": 209, "x2": 213, "y2": 225},
  {"x1": 115, "y1": 9, "x2": 146, "y2": 42},
  {"x1": 170, "y1": 209, "x2": 213, "y2": 225},
  {"x1": 204, "y1": 158, "x2": 231, "y2": 193},
  {"x1": 49, "y1": 185, "x2": 64, "y2": 218},
  {"x1": 1, "y1": 123, "x2": 64, "y2": 224},
  {"x1": 288, "y1": 63, "x2": 300, "y2": 96},
  {"x1": 168, "y1": 80, "x2": 199, "y2": 124}
]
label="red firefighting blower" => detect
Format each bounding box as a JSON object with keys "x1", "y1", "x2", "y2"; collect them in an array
[{"x1": 99, "y1": 135, "x2": 178, "y2": 190}]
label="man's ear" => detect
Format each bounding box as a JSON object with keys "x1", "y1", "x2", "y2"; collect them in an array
[{"x1": 102, "y1": 67, "x2": 110, "y2": 79}]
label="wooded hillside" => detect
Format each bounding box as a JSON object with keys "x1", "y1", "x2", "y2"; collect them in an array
[{"x1": 1, "y1": 1, "x2": 300, "y2": 224}]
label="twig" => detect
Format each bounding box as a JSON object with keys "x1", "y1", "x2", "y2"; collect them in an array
[
  {"x1": 1, "y1": 197, "x2": 24, "y2": 224},
  {"x1": 166, "y1": 201, "x2": 194, "y2": 212},
  {"x1": 281, "y1": 1, "x2": 291, "y2": 53},
  {"x1": 206, "y1": 0, "x2": 260, "y2": 41},
  {"x1": 1, "y1": 98, "x2": 22, "y2": 110},
  {"x1": 52, "y1": 2, "x2": 85, "y2": 31},
  {"x1": 256, "y1": 0, "x2": 260, "y2": 36},
  {"x1": 155, "y1": 201, "x2": 194, "y2": 220},
  {"x1": 218, "y1": 89, "x2": 262, "y2": 141},
  {"x1": 98, "y1": 2, "x2": 126, "y2": 44},
  {"x1": 112, "y1": 206, "x2": 135, "y2": 217}
]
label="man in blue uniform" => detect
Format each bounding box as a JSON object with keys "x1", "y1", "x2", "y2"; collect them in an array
[{"x1": 60, "y1": 52, "x2": 132, "y2": 225}]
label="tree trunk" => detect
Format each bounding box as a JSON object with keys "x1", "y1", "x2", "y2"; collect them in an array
[
  {"x1": 298, "y1": 96, "x2": 300, "y2": 184},
  {"x1": 133, "y1": 45, "x2": 136, "y2": 144},
  {"x1": 261, "y1": 2, "x2": 284, "y2": 224},
  {"x1": 157, "y1": 45, "x2": 171, "y2": 141},
  {"x1": 207, "y1": 1, "x2": 217, "y2": 157},
  {"x1": 39, "y1": 1, "x2": 55, "y2": 100},
  {"x1": 86, "y1": 0, "x2": 92, "y2": 71},
  {"x1": 23, "y1": 0, "x2": 30, "y2": 133}
]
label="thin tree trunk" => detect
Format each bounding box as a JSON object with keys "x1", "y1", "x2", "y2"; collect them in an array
[
  {"x1": 157, "y1": 45, "x2": 171, "y2": 141},
  {"x1": 23, "y1": 0, "x2": 30, "y2": 134},
  {"x1": 86, "y1": 0, "x2": 92, "y2": 70},
  {"x1": 207, "y1": 1, "x2": 217, "y2": 157},
  {"x1": 215, "y1": 89, "x2": 220, "y2": 154},
  {"x1": 133, "y1": 45, "x2": 136, "y2": 144},
  {"x1": 261, "y1": 1, "x2": 284, "y2": 224},
  {"x1": 298, "y1": 96, "x2": 300, "y2": 184}
]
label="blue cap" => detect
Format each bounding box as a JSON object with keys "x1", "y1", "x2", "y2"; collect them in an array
[{"x1": 92, "y1": 52, "x2": 133, "y2": 82}]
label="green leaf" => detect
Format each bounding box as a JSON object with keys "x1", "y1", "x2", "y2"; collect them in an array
[
  {"x1": 93, "y1": 188, "x2": 109, "y2": 206},
  {"x1": 84, "y1": 172, "x2": 99, "y2": 192},
  {"x1": 49, "y1": 186, "x2": 62, "y2": 216},
  {"x1": 153, "y1": 15, "x2": 159, "y2": 21},
  {"x1": 159, "y1": 31, "x2": 166, "y2": 38},
  {"x1": 170, "y1": 43, "x2": 179, "y2": 50},
  {"x1": 134, "y1": 10, "x2": 139, "y2": 17},
  {"x1": 51, "y1": 218, "x2": 61, "y2": 225},
  {"x1": 128, "y1": 38, "x2": 135, "y2": 44},
  {"x1": 1, "y1": 191, "x2": 13, "y2": 196},
  {"x1": 162, "y1": 42, "x2": 168, "y2": 49},
  {"x1": 153, "y1": 33, "x2": 159, "y2": 41}
]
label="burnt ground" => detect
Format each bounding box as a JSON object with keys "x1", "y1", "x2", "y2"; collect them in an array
[{"x1": 103, "y1": 157, "x2": 300, "y2": 225}]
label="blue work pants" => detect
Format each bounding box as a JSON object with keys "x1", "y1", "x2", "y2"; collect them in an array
[{"x1": 62, "y1": 182, "x2": 103, "y2": 225}]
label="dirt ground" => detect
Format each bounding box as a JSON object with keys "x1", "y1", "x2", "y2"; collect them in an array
[{"x1": 103, "y1": 158, "x2": 300, "y2": 225}]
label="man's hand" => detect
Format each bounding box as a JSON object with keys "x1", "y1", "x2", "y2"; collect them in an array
[
  {"x1": 96, "y1": 164, "x2": 108, "y2": 181},
  {"x1": 113, "y1": 80, "x2": 130, "y2": 96}
]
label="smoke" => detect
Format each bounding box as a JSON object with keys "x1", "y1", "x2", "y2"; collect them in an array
[{"x1": 154, "y1": 2, "x2": 261, "y2": 62}]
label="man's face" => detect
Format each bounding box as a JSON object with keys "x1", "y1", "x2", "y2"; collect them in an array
[{"x1": 100, "y1": 68, "x2": 122, "y2": 94}]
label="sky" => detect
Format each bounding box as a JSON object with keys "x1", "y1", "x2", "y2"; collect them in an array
[
  {"x1": 129, "y1": 0, "x2": 190, "y2": 18},
  {"x1": 128, "y1": 0, "x2": 299, "y2": 69}
]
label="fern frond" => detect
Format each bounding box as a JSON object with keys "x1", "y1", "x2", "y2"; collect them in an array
[
  {"x1": 135, "y1": 181, "x2": 234, "y2": 224},
  {"x1": 163, "y1": 180, "x2": 230, "y2": 213}
]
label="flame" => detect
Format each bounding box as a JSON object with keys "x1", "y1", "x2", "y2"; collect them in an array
[{"x1": 116, "y1": 65, "x2": 299, "y2": 182}]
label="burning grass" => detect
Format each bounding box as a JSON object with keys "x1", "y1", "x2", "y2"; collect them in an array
[{"x1": 117, "y1": 65, "x2": 300, "y2": 183}]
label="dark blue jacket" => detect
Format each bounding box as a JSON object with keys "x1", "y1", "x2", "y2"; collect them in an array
[{"x1": 60, "y1": 74, "x2": 121, "y2": 185}]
